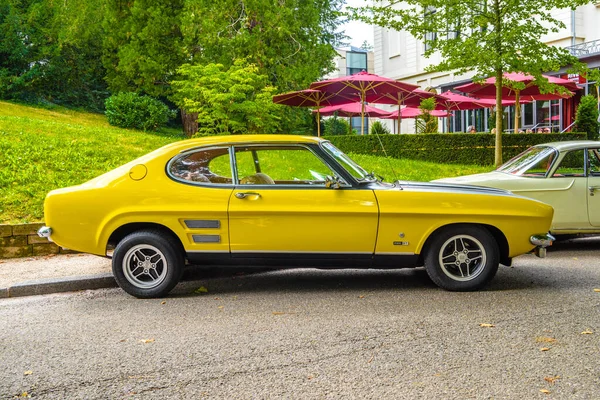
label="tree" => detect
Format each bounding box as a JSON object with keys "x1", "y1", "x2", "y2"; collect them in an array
[
  {"x1": 574, "y1": 95, "x2": 599, "y2": 140},
  {"x1": 348, "y1": 0, "x2": 592, "y2": 166},
  {"x1": 416, "y1": 97, "x2": 438, "y2": 134},
  {"x1": 171, "y1": 60, "x2": 281, "y2": 136}
]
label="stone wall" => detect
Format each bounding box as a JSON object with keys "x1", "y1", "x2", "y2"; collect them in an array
[{"x1": 0, "y1": 223, "x2": 75, "y2": 259}]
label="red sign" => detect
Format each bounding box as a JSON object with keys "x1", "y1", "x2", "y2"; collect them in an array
[{"x1": 560, "y1": 73, "x2": 587, "y2": 84}]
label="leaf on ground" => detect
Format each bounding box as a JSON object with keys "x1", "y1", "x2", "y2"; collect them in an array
[
  {"x1": 536, "y1": 336, "x2": 557, "y2": 343},
  {"x1": 581, "y1": 330, "x2": 594, "y2": 334},
  {"x1": 544, "y1": 375, "x2": 560, "y2": 385},
  {"x1": 139, "y1": 338, "x2": 155, "y2": 344},
  {"x1": 194, "y1": 286, "x2": 209, "y2": 294},
  {"x1": 540, "y1": 389, "x2": 551, "y2": 394},
  {"x1": 540, "y1": 347, "x2": 551, "y2": 352},
  {"x1": 23, "y1": 370, "x2": 32, "y2": 376},
  {"x1": 19, "y1": 392, "x2": 29, "y2": 398},
  {"x1": 160, "y1": 301, "x2": 166, "y2": 305},
  {"x1": 358, "y1": 295, "x2": 365, "y2": 299},
  {"x1": 218, "y1": 306, "x2": 224, "y2": 309},
  {"x1": 594, "y1": 288, "x2": 600, "y2": 292},
  {"x1": 272, "y1": 311, "x2": 296, "y2": 315},
  {"x1": 479, "y1": 323, "x2": 495, "y2": 328},
  {"x1": 572, "y1": 257, "x2": 578, "y2": 260}
]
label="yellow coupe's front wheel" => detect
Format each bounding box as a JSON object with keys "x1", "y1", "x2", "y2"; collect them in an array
[
  {"x1": 112, "y1": 230, "x2": 184, "y2": 298},
  {"x1": 424, "y1": 225, "x2": 499, "y2": 291}
]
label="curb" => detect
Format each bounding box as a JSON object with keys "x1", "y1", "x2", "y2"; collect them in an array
[{"x1": 1, "y1": 273, "x2": 118, "y2": 298}]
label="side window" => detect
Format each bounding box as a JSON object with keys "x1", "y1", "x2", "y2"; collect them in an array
[
  {"x1": 234, "y1": 146, "x2": 339, "y2": 185},
  {"x1": 589, "y1": 149, "x2": 600, "y2": 176},
  {"x1": 169, "y1": 147, "x2": 233, "y2": 184},
  {"x1": 553, "y1": 149, "x2": 585, "y2": 177}
]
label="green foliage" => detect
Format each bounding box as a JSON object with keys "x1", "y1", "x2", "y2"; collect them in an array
[
  {"x1": 370, "y1": 121, "x2": 391, "y2": 135},
  {"x1": 322, "y1": 117, "x2": 351, "y2": 136},
  {"x1": 105, "y1": 93, "x2": 175, "y2": 131},
  {"x1": 171, "y1": 60, "x2": 280, "y2": 136},
  {"x1": 348, "y1": 0, "x2": 590, "y2": 164},
  {"x1": 0, "y1": 0, "x2": 107, "y2": 110},
  {"x1": 0, "y1": 101, "x2": 183, "y2": 223},
  {"x1": 416, "y1": 98, "x2": 438, "y2": 134},
  {"x1": 574, "y1": 95, "x2": 600, "y2": 141},
  {"x1": 325, "y1": 133, "x2": 587, "y2": 166}
]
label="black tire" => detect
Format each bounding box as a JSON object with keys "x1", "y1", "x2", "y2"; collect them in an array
[
  {"x1": 112, "y1": 230, "x2": 184, "y2": 298},
  {"x1": 424, "y1": 225, "x2": 499, "y2": 291}
]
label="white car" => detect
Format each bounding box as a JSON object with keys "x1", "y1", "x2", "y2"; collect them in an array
[{"x1": 434, "y1": 141, "x2": 600, "y2": 236}]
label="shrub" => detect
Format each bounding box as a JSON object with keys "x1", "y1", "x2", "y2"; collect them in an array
[
  {"x1": 105, "y1": 92, "x2": 174, "y2": 131},
  {"x1": 324, "y1": 133, "x2": 587, "y2": 165},
  {"x1": 370, "y1": 121, "x2": 391, "y2": 135},
  {"x1": 322, "y1": 116, "x2": 351, "y2": 136},
  {"x1": 416, "y1": 97, "x2": 438, "y2": 134},
  {"x1": 574, "y1": 95, "x2": 600, "y2": 141}
]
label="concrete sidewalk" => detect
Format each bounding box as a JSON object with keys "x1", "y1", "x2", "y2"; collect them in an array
[{"x1": 0, "y1": 253, "x2": 114, "y2": 298}]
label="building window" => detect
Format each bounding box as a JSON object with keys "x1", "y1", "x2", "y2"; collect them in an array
[
  {"x1": 346, "y1": 51, "x2": 368, "y2": 75},
  {"x1": 423, "y1": 6, "x2": 437, "y2": 52},
  {"x1": 388, "y1": 29, "x2": 401, "y2": 58}
]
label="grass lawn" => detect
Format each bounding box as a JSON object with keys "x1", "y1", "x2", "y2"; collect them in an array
[{"x1": 0, "y1": 101, "x2": 493, "y2": 224}]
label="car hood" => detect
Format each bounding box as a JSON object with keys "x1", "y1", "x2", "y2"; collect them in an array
[
  {"x1": 432, "y1": 171, "x2": 531, "y2": 188},
  {"x1": 390, "y1": 179, "x2": 515, "y2": 197}
]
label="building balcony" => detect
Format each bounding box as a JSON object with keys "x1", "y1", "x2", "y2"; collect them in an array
[{"x1": 565, "y1": 39, "x2": 600, "y2": 57}]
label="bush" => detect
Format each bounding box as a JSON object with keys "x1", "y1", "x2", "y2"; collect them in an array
[
  {"x1": 324, "y1": 133, "x2": 587, "y2": 165},
  {"x1": 574, "y1": 95, "x2": 600, "y2": 141},
  {"x1": 322, "y1": 116, "x2": 351, "y2": 136},
  {"x1": 370, "y1": 121, "x2": 391, "y2": 135},
  {"x1": 105, "y1": 92, "x2": 174, "y2": 131}
]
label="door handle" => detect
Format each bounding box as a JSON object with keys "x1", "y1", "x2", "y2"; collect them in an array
[
  {"x1": 588, "y1": 186, "x2": 600, "y2": 196},
  {"x1": 235, "y1": 192, "x2": 261, "y2": 199}
]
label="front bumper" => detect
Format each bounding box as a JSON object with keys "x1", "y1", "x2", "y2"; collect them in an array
[
  {"x1": 37, "y1": 226, "x2": 53, "y2": 242},
  {"x1": 530, "y1": 233, "x2": 555, "y2": 258}
]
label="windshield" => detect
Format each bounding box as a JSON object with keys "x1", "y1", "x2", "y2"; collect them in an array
[
  {"x1": 321, "y1": 142, "x2": 369, "y2": 180},
  {"x1": 497, "y1": 146, "x2": 558, "y2": 177}
]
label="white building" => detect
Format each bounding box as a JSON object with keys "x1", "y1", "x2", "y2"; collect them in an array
[{"x1": 373, "y1": 3, "x2": 600, "y2": 133}]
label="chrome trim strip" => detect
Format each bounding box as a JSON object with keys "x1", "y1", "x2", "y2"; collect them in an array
[
  {"x1": 374, "y1": 252, "x2": 416, "y2": 256},
  {"x1": 185, "y1": 220, "x2": 220, "y2": 229},
  {"x1": 192, "y1": 235, "x2": 221, "y2": 243}
]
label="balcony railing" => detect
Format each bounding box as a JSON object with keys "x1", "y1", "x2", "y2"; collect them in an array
[{"x1": 566, "y1": 39, "x2": 600, "y2": 57}]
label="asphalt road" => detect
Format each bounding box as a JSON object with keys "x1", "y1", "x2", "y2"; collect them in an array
[{"x1": 1, "y1": 239, "x2": 599, "y2": 399}]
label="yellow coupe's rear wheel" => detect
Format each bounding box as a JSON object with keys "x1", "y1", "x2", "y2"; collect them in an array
[{"x1": 112, "y1": 230, "x2": 184, "y2": 298}]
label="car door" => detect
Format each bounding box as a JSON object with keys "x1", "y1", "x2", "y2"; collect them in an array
[
  {"x1": 227, "y1": 144, "x2": 379, "y2": 257},
  {"x1": 587, "y1": 148, "x2": 600, "y2": 227}
]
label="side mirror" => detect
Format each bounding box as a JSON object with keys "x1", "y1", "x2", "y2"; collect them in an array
[{"x1": 325, "y1": 175, "x2": 341, "y2": 189}]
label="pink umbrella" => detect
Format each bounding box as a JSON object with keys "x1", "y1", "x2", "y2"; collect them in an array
[
  {"x1": 455, "y1": 73, "x2": 579, "y2": 132},
  {"x1": 273, "y1": 89, "x2": 358, "y2": 137},
  {"x1": 310, "y1": 71, "x2": 419, "y2": 135},
  {"x1": 314, "y1": 102, "x2": 391, "y2": 118},
  {"x1": 383, "y1": 107, "x2": 449, "y2": 119},
  {"x1": 366, "y1": 88, "x2": 448, "y2": 133}
]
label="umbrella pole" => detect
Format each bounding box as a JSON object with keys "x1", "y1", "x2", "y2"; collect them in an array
[
  {"x1": 514, "y1": 90, "x2": 520, "y2": 133},
  {"x1": 317, "y1": 110, "x2": 321, "y2": 137},
  {"x1": 446, "y1": 106, "x2": 451, "y2": 133},
  {"x1": 361, "y1": 94, "x2": 365, "y2": 135}
]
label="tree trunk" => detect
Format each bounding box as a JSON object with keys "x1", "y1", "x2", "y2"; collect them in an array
[
  {"x1": 495, "y1": 70, "x2": 503, "y2": 167},
  {"x1": 181, "y1": 109, "x2": 198, "y2": 138}
]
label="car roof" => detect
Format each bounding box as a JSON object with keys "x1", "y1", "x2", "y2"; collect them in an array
[
  {"x1": 534, "y1": 140, "x2": 600, "y2": 152},
  {"x1": 161, "y1": 134, "x2": 326, "y2": 153}
]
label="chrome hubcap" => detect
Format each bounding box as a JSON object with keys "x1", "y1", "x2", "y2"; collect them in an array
[
  {"x1": 439, "y1": 235, "x2": 486, "y2": 281},
  {"x1": 122, "y1": 244, "x2": 168, "y2": 289}
]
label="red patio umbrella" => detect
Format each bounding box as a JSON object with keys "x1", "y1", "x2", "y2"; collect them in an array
[
  {"x1": 273, "y1": 89, "x2": 357, "y2": 137},
  {"x1": 455, "y1": 73, "x2": 579, "y2": 132},
  {"x1": 383, "y1": 107, "x2": 449, "y2": 119},
  {"x1": 365, "y1": 88, "x2": 448, "y2": 134},
  {"x1": 314, "y1": 102, "x2": 391, "y2": 118},
  {"x1": 310, "y1": 71, "x2": 419, "y2": 135}
]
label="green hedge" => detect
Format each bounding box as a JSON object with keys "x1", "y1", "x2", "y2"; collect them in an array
[{"x1": 324, "y1": 133, "x2": 588, "y2": 165}]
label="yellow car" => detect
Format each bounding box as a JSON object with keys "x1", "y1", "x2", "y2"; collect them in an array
[{"x1": 38, "y1": 135, "x2": 554, "y2": 298}]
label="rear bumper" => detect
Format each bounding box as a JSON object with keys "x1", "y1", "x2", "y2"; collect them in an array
[{"x1": 530, "y1": 233, "x2": 555, "y2": 258}]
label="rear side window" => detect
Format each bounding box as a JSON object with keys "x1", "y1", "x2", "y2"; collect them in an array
[
  {"x1": 553, "y1": 149, "x2": 585, "y2": 177},
  {"x1": 168, "y1": 147, "x2": 233, "y2": 185}
]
